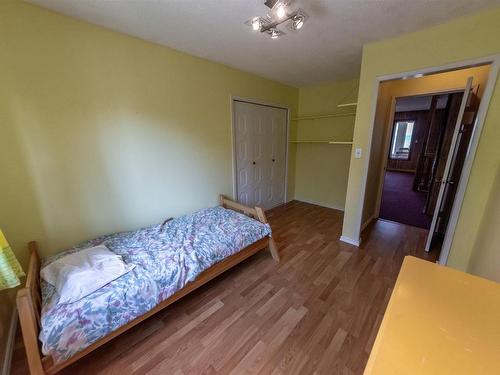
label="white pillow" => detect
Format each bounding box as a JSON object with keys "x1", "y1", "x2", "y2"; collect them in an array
[{"x1": 40, "y1": 245, "x2": 135, "y2": 304}]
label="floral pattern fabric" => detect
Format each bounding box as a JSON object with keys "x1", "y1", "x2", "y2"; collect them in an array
[{"x1": 39, "y1": 206, "x2": 271, "y2": 363}]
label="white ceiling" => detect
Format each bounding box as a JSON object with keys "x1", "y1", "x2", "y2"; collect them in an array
[{"x1": 26, "y1": 0, "x2": 500, "y2": 87}]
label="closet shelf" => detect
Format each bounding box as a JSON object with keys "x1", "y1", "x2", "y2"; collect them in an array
[
  {"x1": 292, "y1": 112, "x2": 356, "y2": 121},
  {"x1": 337, "y1": 102, "x2": 358, "y2": 108},
  {"x1": 289, "y1": 140, "x2": 353, "y2": 145}
]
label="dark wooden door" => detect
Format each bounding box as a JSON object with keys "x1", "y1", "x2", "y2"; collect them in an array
[
  {"x1": 424, "y1": 93, "x2": 464, "y2": 215},
  {"x1": 425, "y1": 77, "x2": 474, "y2": 251},
  {"x1": 413, "y1": 96, "x2": 448, "y2": 196},
  {"x1": 435, "y1": 96, "x2": 478, "y2": 236}
]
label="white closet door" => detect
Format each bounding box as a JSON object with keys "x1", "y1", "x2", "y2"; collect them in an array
[
  {"x1": 266, "y1": 106, "x2": 287, "y2": 209},
  {"x1": 233, "y1": 101, "x2": 287, "y2": 210},
  {"x1": 234, "y1": 101, "x2": 256, "y2": 207}
]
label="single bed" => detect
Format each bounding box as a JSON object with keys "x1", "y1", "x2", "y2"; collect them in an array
[{"x1": 17, "y1": 195, "x2": 279, "y2": 374}]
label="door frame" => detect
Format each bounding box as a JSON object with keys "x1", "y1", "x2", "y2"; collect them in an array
[
  {"x1": 374, "y1": 87, "x2": 468, "y2": 219},
  {"x1": 230, "y1": 96, "x2": 291, "y2": 208},
  {"x1": 353, "y1": 54, "x2": 500, "y2": 265}
]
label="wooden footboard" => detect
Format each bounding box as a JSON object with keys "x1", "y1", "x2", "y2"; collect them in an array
[
  {"x1": 219, "y1": 194, "x2": 280, "y2": 261},
  {"x1": 16, "y1": 195, "x2": 279, "y2": 374}
]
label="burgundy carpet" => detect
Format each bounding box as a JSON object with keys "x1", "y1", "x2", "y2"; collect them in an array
[{"x1": 379, "y1": 171, "x2": 432, "y2": 229}]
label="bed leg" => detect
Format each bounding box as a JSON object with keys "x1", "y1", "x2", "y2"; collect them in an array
[
  {"x1": 255, "y1": 206, "x2": 280, "y2": 262},
  {"x1": 268, "y1": 237, "x2": 280, "y2": 262}
]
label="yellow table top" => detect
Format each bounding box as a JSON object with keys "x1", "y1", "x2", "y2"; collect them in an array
[{"x1": 364, "y1": 256, "x2": 500, "y2": 375}]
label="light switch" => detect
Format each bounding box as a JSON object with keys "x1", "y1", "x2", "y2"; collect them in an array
[{"x1": 354, "y1": 148, "x2": 362, "y2": 159}]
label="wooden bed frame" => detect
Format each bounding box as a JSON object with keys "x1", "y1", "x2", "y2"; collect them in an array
[{"x1": 16, "y1": 195, "x2": 279, "y2": 374}]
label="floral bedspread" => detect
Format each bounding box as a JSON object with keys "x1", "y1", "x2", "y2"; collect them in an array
[{"x1": 39, "y1": 206, "x2": 271, "y2": 363}]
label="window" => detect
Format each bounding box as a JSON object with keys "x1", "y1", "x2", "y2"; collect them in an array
[{"x1": 390, "y1": 120, "x2": 415, "y2": 160}]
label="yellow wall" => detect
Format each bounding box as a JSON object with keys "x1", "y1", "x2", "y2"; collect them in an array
[
  {"x1": 342, "y1": 6, "x2": 500, "y2": 276},
  {"x1": 468, "y1": 164, "x2": 500, "y2": 282},
  {"x1": 0, "y1": 0, "x2": 298, "y2": 356},
  {"x1": 0, "y1": 1, "x2": 298, "y2": 261},
  {"x1": 293, "y1": 80, "x2": 357, "y2": 209},
  {"x1": 363, "y1": 65, "x2": 491, "y2": 225}
]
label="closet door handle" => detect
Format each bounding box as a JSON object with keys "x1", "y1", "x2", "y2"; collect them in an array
[
  {"x1": 252, "y1": 161, "x2": 256, "y2": 165},
  {"x1": 272, "y1": 159, "x2": 275, "y2": 162}
]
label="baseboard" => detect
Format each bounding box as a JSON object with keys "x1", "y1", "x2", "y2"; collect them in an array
[
  {"x1": 361, "y1": 215, "x2": 375, "y2": 232},
  {"x1": 1, "y1": 308, "x2": 18, "y2": 375},
  {"x1": 293, "y1": 198, "x2": 345, "y2": 212},
  {"x1": 339, "y1": 235, "x2": 361, "y2": 247}
]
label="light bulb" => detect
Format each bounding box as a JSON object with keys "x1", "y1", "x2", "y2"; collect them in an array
[
  {"x1": 271, "y1": 29, "x2": 279, "y2": 39},
  {"x1": 293, "y1": 15, "x2": 304, "y2": 30},
  {"x1": 276, "y1": 3, "x2": 286, "y2": 19},
  {"x1": 251, "y1": 17, "x2": 261, "y2": 31}
]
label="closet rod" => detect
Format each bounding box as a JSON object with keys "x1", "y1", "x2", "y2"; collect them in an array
[{"x1": 289, "y1": 140, "x2": 353, "y2": 145}]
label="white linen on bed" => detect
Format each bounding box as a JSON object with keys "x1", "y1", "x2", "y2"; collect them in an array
[{"x1": 40, "y1": 244, "x2": 135, "y2": 304}]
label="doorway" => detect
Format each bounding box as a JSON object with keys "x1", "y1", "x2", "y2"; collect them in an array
[
  {"x1": 379, "y1": 90, "x2": 466, "y2": 230},
  {"x1": 232, "y1": 99, "x2": 289, "y2": 210},
  {"x1": 365, "y1": 62, "x2": 495, "y2": 262}
]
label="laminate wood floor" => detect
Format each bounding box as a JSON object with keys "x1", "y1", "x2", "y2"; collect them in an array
[{"x1": 11, "y1": 201, "x2": 438, "y2": 375}]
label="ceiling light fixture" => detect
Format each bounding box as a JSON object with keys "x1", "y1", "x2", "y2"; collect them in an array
[
  {"x1": 292, "y1": 14, "x2": 304, "y2": 30},
  {"x1": 245, "y1": 0, "x2": 308, "y2": 39},
  {"x1": 276, "y1": 3, "x2": 286, "y2": 19},
  {"x1": 251, "y1": 17, "x2": 261, "y2": 31}
]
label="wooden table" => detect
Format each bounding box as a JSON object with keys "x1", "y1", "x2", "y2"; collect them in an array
[{"x1": 364, "y1": 256, "x2": 500, "y2": 374}]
